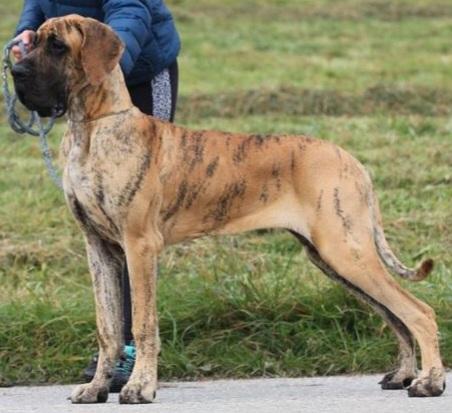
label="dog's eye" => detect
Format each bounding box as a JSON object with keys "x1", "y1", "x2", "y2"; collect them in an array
[{"x1": 48, "y1": 38, "x2": 68, "y2": 55}]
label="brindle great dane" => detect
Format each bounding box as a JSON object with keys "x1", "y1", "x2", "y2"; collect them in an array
[{"x1": 11, "y1": 15, "x2": 445, "y2": 404}]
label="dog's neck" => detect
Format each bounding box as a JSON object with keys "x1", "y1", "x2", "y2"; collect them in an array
[{"x1": 67, "y1": 66, "x2": 133, "y2": 123}]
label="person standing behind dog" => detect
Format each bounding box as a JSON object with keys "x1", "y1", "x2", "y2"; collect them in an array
[{"x1": 13, "y1": 0, "x2": 180, "y2": 392}]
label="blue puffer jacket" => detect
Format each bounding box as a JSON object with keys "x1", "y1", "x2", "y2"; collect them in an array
[{"x1": 15, "y1": 0, "x2": 181, "y2": 85}]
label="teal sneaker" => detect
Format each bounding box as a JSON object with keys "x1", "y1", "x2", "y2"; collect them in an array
[{"x1": 83, "y1": 344, "x2": 136, "y2": 393}]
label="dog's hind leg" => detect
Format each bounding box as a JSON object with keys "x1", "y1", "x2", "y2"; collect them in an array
[
  {"x1": 290, "y1": 231, "x2": 417, "y2": 389},
  {"x1": 293, "y1": 217, "x2": 445, "y2": 396},
  {"x1": 71, "y1": 235, "x2": 124, "y2": 404}
]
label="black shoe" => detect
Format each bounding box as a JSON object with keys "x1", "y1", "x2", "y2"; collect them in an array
[{"x1": 83, "y1": 344, "x2": 136, "y2": 393}]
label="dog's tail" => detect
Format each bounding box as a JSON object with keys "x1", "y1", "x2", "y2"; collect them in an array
[{"x1": 367, "y1": 175, "x2": 433, "y2": 282}]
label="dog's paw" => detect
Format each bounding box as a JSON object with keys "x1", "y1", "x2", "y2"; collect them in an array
[
  {"x1": 70, "y1": 383, "x2": 109, "y2": 404},
  {"x1": 407, "y1": 367, "x2": 446, "y2": 397},
  {"x1": 379, "y1": 370, "x2": 416, "y2": 390},
  {"x1": 119, "y1": 381, "x2": 156, "y2": 404}
]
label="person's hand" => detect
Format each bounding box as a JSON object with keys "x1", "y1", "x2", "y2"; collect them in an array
[{"x1": 12, "y1": 30, "x2": 36, "y2": 60}]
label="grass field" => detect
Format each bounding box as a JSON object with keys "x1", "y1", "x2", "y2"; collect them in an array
[{"x1": 0, "y1": 0, "x2": 451, "y2": 385}]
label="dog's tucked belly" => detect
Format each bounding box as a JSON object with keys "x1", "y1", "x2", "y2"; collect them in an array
[{"x1": 162, "y1": 191, "x2": 310, "y2": 245}]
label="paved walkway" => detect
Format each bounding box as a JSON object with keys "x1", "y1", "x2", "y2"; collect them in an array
[{"x1": 1, "y1": 373, "x2": 451, "y2": 413}]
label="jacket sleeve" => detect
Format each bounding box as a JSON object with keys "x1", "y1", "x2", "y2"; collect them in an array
[
  {"x1": 102, "y1": 0, "x2": 152, "y2": 76},
  {"x1": 15, "y1": 0, "x2": 46, "y2": 35}
]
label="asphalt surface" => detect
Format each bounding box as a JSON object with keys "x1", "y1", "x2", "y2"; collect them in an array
[{"x1": 1, "y1": 373, "x2": 451, "y2": 413}]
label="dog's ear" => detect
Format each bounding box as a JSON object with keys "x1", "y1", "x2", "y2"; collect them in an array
[{"x1": 78, "y1": 18, "x2": 124, "y2": 86}]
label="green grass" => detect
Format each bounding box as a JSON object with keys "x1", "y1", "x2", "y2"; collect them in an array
[{"x1": 0, "y1": 0, "x2": 451, "y2": 385}]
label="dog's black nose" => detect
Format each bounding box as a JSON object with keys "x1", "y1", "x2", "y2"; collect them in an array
[{"x1": 11, "y1": 63, "x2": 31, "y2": 80}]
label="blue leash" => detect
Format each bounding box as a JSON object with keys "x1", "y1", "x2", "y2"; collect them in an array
[{"x1": 2, "y1": 39, "x2": 63, "y2": 189}]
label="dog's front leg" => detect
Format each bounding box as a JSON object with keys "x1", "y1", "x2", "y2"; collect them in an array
[
  {"x1": 119, "y1": 231, "x2": 162, "y2": 404},
  {"x1": 71, "y1": 235, "x2": 124, "y2": 404}
]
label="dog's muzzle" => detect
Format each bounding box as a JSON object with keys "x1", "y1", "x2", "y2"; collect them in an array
[{"x1": 11, "y1": 61, "x2": 67, "y2": 118}]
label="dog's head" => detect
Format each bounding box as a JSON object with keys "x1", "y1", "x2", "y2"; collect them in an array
[{"x1": 11, "y1": 15, "x2": 124, "y2": 117}]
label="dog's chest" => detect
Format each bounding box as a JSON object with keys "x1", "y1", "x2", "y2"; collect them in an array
[
  {"x1": 64, "y1": 165, "x2": 124, "y2": 240},
  {"x1": 63, "y1": 120, "x2": 151, "y2": 240}
]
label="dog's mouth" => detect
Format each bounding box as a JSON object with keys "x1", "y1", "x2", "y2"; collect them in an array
[
  {"x1": 24, "y1": 101, "x2": 66, "y2": 119},
  {"x1": 37, "y1": 106, "x2": 66, "y2": 118},
  {"x1": 16, "y1": 89, "x2": 67, "y2": 118}
]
